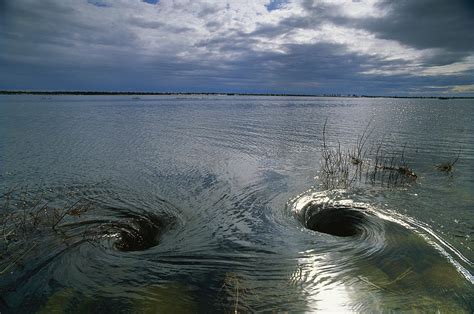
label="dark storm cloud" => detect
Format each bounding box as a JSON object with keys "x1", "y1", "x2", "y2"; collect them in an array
[
  {"x1": 196, "y1": 38, "x2": 473, "y2": 95},
  {"x1": 0, "y1": 1, "x2": 140, "y2": 67},
  {"x1": 0, "y1": 0, "x2": 473, "y2": 95},
  {"x1": 363, "y1": 0, "x2": 474, "y2": 52},
  {"x1": 357, "y1": 0, "x2": 474, "y2": 65},
  {"x1": 422, "y1": 50, "x2": 471, "y2": 67},
  {"x1": 191, "y1": 36, "x2": 468, "y2": 95}
]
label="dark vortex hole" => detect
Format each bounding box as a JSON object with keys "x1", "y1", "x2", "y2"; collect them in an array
[
  {"x1": 305, "y1": 206, "x2": 367, "y2": 237},
  {"x1": 112, "y1": 215, "x2": 167, "y2": 252}
]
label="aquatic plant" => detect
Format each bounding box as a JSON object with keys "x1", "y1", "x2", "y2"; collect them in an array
[
  {"x1": 435, "y1": 151, "x2": 460, "y2": 173},
  {"x1": 0, "y1": 187, "x2": 92, "y2": 277},
  {"x1": 0, "y1": 185, "x2": 170, "y2": 285},
  {"x1": 320, "y1": 120, "x2": 418, "y2": 190}
]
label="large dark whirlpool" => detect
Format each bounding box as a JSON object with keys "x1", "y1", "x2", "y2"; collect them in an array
[
  {"x1": 299, "y1": 201, "x2": 372, "y2": 237},
  {"x1": 79, "y1": 208, "x2": 176, "y2": 252},
  {"x1": 287, "y1": 189, "x2": 473, "y2": 311}
]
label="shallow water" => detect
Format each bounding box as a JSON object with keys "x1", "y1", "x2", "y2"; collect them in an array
[{"x1": 0, "y1": 95, "x2": 473, "y2": 312}]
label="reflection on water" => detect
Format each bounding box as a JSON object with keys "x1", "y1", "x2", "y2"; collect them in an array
[
  {"x1": 289, "y1": 189, "x2": 473, "y2": 311},
  {"x1": 0, "y1": 95, "x2": 473, "y2": 312}
]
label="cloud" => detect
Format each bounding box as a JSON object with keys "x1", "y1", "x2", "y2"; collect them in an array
[
  {"x1": 451, "y1": 84, "x2": 474, "y2": 93},
  {"x1": 348, "y1": 0, "x2": 474, "y2": 70},
  {"x1": 360, "y1": 0, "x2": 474, "y2": 52},
  {"x1": 0, "y1": 0, "x2": 473, "y2": 95}
]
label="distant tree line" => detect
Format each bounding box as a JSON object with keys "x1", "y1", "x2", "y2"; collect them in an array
[{"x1": 0, "y1": 90, "x2": 471, "y2": 99}]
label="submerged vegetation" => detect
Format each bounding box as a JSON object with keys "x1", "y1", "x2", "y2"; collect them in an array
[{"x1": 0, "y1": 187, "x2": 92, "y2": 277}]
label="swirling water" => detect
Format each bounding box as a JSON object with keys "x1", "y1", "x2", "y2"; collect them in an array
[{"x1": 0, "y1": 95, "x2": 473, "y2": 312}]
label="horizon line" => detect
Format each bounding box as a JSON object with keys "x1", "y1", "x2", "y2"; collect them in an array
[{"x1": 0, "y1": 90, "x2": 472, "y2": 99}]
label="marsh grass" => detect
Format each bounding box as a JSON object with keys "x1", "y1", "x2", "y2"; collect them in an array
[
  {"x1": 0, "y1": 187, "x2": 92, "y2": 276},
  {"x1": 320, "y1": 120, "x2": 418, "y2": 190},
  {"x1": 435, "y1": 150, "x2": 460, "y2": 174}
]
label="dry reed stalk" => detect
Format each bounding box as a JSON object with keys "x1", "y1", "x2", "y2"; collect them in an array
[{"x1": 320, "y1": 120, "x2": 418, "y2": 190}]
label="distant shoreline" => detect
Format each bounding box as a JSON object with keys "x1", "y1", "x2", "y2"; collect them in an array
[{"x1": 0, "y1": 90, "x2": 472, "y2": 99}]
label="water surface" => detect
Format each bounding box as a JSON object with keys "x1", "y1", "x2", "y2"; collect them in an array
[{"x1": 1, "y1": 95, "x2": 473, "y2": 312}]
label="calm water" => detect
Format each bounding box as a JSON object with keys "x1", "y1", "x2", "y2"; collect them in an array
[{"x1": 0, "y1": 95, "x2": 473, "y2": 312}]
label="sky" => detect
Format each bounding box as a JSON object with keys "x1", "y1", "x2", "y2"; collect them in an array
[{"x1": 1, "y1": 0, "x2": 473, "y2": 96}]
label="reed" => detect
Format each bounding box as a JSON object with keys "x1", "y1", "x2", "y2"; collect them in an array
[
  {"x1": 320, "y1": 120, "x2": 418, "y2": 190},
  {"x1": 0, "y1": 187, "x2": 91, "y2": 275}
]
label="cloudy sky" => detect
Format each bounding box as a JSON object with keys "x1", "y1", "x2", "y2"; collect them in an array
[{"x1": 1, "y1": 0, "x2": 473, "y2": 96}]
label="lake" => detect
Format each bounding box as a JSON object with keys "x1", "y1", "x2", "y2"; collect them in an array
[{"x1": 1, "y1": 95, "x2": 473, "y2": 312}]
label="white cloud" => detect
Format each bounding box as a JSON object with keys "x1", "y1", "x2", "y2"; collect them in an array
[
  {"x1": 1, "y1": 0, "x2": 473, "y2": 94},
  {"x1": 421, "y1": 56, "x2": 474, "y2": 76},
  {"x1": 451, "y1": 84, "x2": 474, "y2": 93},
  {"x1": 1, "y1": 0, "x2": 469, "y2": 71}
]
